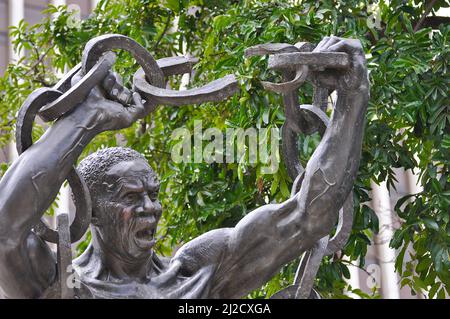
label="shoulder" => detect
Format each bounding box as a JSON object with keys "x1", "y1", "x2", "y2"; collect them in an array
[
  {"x1": 172, "y1": 228, "x2": 232, "y2": 276},
  {"x1": 0, "y1": 232, "x2": 57, "y2": 298}
]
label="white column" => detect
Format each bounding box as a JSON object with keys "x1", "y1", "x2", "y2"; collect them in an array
[
  {"x1": 91, "y1": 0, "x2": 101, "y2": 11},
  {"x1": 179, "y1": 72, "x2": 190, "y2": 90},
  {"x1": 370, "y1": 180, "x2": 400, "y2": 299},
  {"x1": 52, "y1": 0, "x2": 66, "y2": 7},
  {"x1": 7, "y1": 141, "x2": 18, "y2": 162},
  {"x1": 405, "y1": 169, "x2": 426, "y2": 299},
  {"x1": 405, "y1": 169, "x2": 423, "y2": 194},
  {"x1": 174, "y1": 16, "x2": 191, "y2": 90},
  {"x1": 8, "y1": 0, "x2": 24, "y2": 63},
  {"x1": 344, "y1": 259, "x2": 361, "y2": 299},
  {"x1": 51, "y1": 0, "x2": 66, "y2": 23},
  {"x1": 51, "y1": 0, "x2": 67, "y2": 76}
]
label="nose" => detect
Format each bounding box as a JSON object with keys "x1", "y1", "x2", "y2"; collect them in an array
[{"x1": 135, "y1": 194, "x2": 161, "y2": 217}]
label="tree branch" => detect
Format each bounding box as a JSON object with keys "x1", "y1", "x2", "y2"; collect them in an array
[
  {"x1": 152, "y1": 14, "x2": 172, "y2": 52},
  {"x1": 419, "y1": 16, "x2": 450, "y2": 29},
  {"x1": 414, "y1": 0, "x2": 438, "y2": 32}
]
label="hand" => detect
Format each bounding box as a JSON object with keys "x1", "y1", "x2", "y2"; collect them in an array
[
  {"x1": 310, "y1": 36, "x2": 369, "y2": 92},
  {"x1": 69, "y1": 70, "x2": 147, "y2": 132}
]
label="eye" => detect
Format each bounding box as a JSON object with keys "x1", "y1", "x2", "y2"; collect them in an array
[
  {"x1": 124, "y1": 192, "x2": 140, "y2": 201},
  {"x1": 148, "y1": 191, "x2": 158, "y2": 201}
]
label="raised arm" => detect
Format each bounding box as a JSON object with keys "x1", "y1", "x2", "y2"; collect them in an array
[
  {"x1": 173, "y1": 37, "x2": 369, "y2": 298},
  {"x1": 0, "y1": 75, "x2": 145, "y2": 298},
  {"x1": 294, "y1": 37, "x2": 370, "y2": 240}
]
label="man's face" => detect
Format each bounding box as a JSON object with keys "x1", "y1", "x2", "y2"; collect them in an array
[{"x1": 93, "y1": 159, "x2": 162, "y2": 259}]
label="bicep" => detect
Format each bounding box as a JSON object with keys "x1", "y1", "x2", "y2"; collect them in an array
[
  {"x1": 174, "y1": 199, "x2": 306, "y2": 298},
  {"x1": 172, "y1": 228, "x2": 231, "y2": 277},
  {"x1": 211, "y1": 199, "x2": 309, "y2": 297},
  {"x1": 0, "y1": 232, "x2": 56, "y2": 298}
]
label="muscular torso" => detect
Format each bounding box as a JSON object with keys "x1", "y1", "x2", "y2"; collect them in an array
[
  {"x1": 42, "y1": 252, "x2": 218, "y2": 299},
  {"x1": 40, "y1": 227, "x2": 233, "y2": 299}
]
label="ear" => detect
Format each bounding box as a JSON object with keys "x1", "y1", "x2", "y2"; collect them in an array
[
  {"x1": 90, "y1": 206, "x2": 103, "y2": 226},
  {"x1": 90, "y1": 215, "x2": 101, "y2": 226}
]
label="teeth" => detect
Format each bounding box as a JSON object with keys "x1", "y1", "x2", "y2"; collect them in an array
[{"x1": 136, "y1": 228, "x2": 154, "y2": 238}]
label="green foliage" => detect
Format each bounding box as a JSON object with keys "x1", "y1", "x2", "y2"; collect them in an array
[{"x1": 0, "y1": 0, "x2": 448, "y2": 298}]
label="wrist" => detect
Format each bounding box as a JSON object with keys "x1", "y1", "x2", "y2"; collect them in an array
[
  {"x1": 60, "y1": 102, "x2": 105, "y2": 137},
  {"x1": 337, "y1": 75, "x2": 369, "y2": 96}
]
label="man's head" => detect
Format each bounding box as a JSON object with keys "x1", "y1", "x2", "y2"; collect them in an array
[{"x1": 78, "y1": 147, "x2": 162, "y2": 260}]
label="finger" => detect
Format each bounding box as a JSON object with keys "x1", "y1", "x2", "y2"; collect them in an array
[
  {"x1": 314, "y1": 36, "x2": 338, "y2": 52},
  {"x1": 128, "y1": 92, "x2": 146, "y2": 121},
  {"x1": 319, "y1": 36, "x2": 340, "y2": 51},
  {"x1": 103, "y1": 71, "x2": 124, "y2": 87},
  {"x1": 325, "y1": 41, "x2": 350, "y2": 54},
  {"x1": 102, "y1": 72, "x2": 116, "y2": 92},
  {"x1": 325, "y1": 38, "x2": 362, "y2": 55},
  {"x1": 112, "y1": 72, "x2": 124, "y2": 86},
  {"x1": 101, "y1": 72, "x2": 134, "y2": 105},
  {"x1": 313, "y1": 36, "x2": 331, "y2": 52},
  {"x1": 132, "y1": 92, "x2": 144, "y2": 109}
]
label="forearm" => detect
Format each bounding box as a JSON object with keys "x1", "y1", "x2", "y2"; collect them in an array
[
  {"x1": 0, "y1": 105, "x2": 100, "y2": 239},
  {"x1": 296, "y1": 83, "x2": 369, "y2": 239}
]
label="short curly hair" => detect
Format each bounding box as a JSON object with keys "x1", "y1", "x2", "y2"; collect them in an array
[{"x1": 77, "y1": 147, "x2": 156, "y2": 200}]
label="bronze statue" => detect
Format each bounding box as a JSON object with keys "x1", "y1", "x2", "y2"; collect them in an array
[{"x1": 0, "y1": 34, "x2": 369, "y2": 299}]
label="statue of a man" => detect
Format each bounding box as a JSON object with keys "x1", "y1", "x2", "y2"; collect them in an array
[{"x1": 0, "y1": 37, "x2": 369, "y2": 298}]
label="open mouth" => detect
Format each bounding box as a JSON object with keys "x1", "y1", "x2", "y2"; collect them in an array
[
  {"x1": 133, "y1": 220, "x2": 157, "y2": 248},
  {"x1": 135, "y1": 228, "x2": 155, "y2": 240}
]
